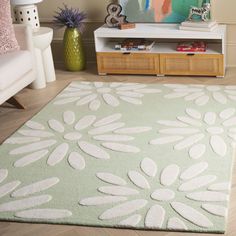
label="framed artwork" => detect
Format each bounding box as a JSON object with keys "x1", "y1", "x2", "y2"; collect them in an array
[{"x1": 119, "y1": 0, "x2": 210, "y2": 23}]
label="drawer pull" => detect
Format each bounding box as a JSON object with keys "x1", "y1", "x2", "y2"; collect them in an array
[
  {"x1": 123, "y1": 52, "x2": 131, "y2": 55},
  {"x1": 187, "y1": 53, "x2": 195, "y2": 56}
]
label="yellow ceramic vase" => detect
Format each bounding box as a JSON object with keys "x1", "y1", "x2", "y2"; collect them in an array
[{"x1": 63, "y1": 28, "x2": 86, "y2": 71}]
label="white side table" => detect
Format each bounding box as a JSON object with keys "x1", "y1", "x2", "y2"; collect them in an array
[{"x1": 31, "y1": 27, "x2": 56, "y2": 89}]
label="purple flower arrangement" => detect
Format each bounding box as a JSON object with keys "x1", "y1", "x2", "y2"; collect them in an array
[{"x1": 53, "y1": 4, "x2": 87, "y2": 32}]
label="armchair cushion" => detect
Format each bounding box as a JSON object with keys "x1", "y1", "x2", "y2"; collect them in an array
[
  {"x1": 0, "y1": 50, "x2": 32, "y2": 90},
  {"x1": 0, "y1": 0, "x2": 19, "y2": 55}
]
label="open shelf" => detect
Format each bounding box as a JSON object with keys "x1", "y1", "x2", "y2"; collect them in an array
[{"x1": 100, "y1": 42, "x2": 222, "y2": 55}]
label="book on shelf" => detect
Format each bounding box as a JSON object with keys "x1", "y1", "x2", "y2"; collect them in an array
[
  {"x1": 115, "y1": 38, "x2": 155, "y2": 51},
  {"x1": 181, "y1": 20, "x2": 218, "y2": 28},
  {"x1": 176, "y1": 41, "x2": 207, "y2": 52},
  {"x1": 179, "y1": 24, "x2": 218, "y2": 32}
]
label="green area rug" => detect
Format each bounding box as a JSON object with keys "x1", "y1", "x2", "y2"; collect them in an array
[{"x1": 0, "y1": 81, "x2": 235, "y2": 233}]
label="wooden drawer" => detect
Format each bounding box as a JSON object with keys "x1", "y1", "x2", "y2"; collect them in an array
[
  {"x1": 160, "y1": 54, "x2": 224, "y2": 76},
  {"x1": 97, "y1": 52, "x2": 160, "y2": 75}
]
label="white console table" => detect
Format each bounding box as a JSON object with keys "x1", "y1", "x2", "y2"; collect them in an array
[{"x1": 94, "y1": 24, "x2": 226, "y2": 77}]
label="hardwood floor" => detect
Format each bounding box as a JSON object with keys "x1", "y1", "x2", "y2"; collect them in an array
[{"x1": 1, "y1": 65, "x2": 236, "y2": 236}]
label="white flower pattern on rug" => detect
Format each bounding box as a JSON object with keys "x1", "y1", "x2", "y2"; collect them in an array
[
  {"x1": 0, "y1": 168, "x2": 71, "y2": 219},
  {"x1": 79, "y1": 159, "x2": 229, "y2": 230},
  {"x1": 164, "y1": 84, "x2": 236, "y2": 106},
  {"x1": 150, "y1": 108, "x2": 236, "y2": 158},
  {"x1": 0, "y1": 82, "x2": 234, "y2": 233},
  {"x1": 6, "y1": 113, "x2": 151, "y2": 170},
  {"x1": 53, "y1": 81, "x2": 162, "y2": 110}
]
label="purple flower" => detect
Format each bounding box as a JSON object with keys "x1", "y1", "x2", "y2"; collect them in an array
[{"x1": 53, "y1": 4, "x2": 87, "y2": 32}]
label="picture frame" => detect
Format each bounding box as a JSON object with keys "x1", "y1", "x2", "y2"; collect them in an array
[{"x1": 119, "y1": 0, "x2": 210, "y2": 23}]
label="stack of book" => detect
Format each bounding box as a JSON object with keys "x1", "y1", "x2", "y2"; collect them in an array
[
  {"x1": 176, "y1": 41, "x2": 207, "y2": 52},
  {"x1": 179, "y1": 21, "x2": 218, "y2": 32},
  {"x1": 115, "y1": 38, "x2": 155, "y2": 51}
]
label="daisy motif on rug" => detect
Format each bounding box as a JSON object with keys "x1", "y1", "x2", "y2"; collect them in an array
[
  {"x1": 5, "y1": 112, "x2": 151, "y2": 170},
  {"x1": 79, "y1": 159, "x2": 229, "y2": 231},
  {"x1": 53, "y1": 81, "x2": 161, "y2": 110},
  {"x1": 0, "y1": 168, "x2": 71, "y2": 220},
  {"x1": 150, "y1": 107, "x2": 236, "y2": 159},
  {"x1": 164, "y1": 84, "x2": 236, "y2": 106},
  {"x1": 0, "y1": 81, "x2": 235, "y2": 233}
]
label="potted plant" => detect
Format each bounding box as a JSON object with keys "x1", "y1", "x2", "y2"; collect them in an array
[{"x1": 54, "y1": 4, "x2": 87, "y2": 71}]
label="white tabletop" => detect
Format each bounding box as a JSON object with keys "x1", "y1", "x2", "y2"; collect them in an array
[
  {"x1": 11, "y1": 0, "x2": 43, "y2": 5},
  {"x1": 95, "y1": 24, "x2": 226, "y2": 40},
  {"x1": 33, "y1": 27, "x2": 53, "y2": 37}
]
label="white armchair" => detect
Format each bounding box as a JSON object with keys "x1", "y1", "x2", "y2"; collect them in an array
[{"x1": 0, "y1": 24, "x2": 36, "y2": 108}]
